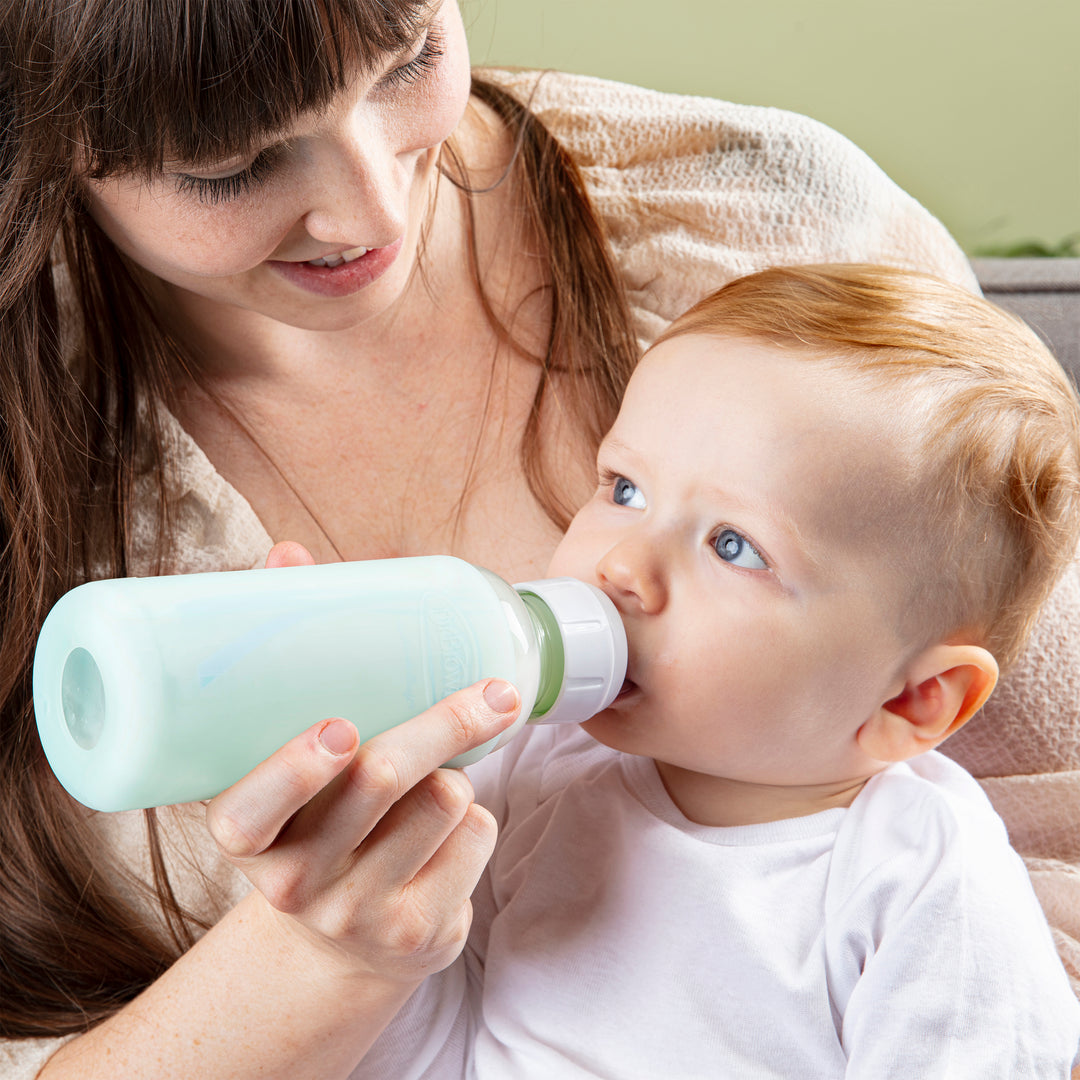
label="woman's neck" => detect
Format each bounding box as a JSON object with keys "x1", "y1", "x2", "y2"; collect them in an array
[{"x1": 159, "y1": 98, "x2": 594, "y2": 580}]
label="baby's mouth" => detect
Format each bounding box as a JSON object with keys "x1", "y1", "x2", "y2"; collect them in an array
[{"x1": 614, "y1": 676, "x2": 638, "y2": 701}]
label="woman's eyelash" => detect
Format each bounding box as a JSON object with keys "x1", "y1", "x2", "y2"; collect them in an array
[
  {"x1": 379, "y1": 29, "x2": 445, "y2": 89},
  {"x1": 175, "y1": 148, "x2": 279, "y2": 206},
  {"x1": 174, "y1": 31, "x2": 444, "y2": 206}
]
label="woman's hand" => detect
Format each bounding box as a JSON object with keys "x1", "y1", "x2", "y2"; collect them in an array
[
  {"x1": 204, "y1": 541, "x2": 520, "y2": 985},
  {"x1": 42, "y1": 545, "x2": 520, "y2": 1078}
]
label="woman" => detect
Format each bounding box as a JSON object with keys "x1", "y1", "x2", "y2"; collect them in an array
[{"x1": 3, "y1": 1, "x2": 1059, "y2": 1076}]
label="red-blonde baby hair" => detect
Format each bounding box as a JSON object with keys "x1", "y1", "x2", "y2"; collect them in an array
[{"x1": 652, "y1": 263, "x2": 1080, "y2": 672}]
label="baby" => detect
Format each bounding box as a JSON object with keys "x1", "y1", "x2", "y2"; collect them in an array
[{"x1": 356, "y1": 265, "x2": 1080, "y2": 1078}]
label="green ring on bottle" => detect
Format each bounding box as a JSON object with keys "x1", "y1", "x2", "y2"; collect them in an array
[{"x1": 518, "y1": 591, "x2": 565, "y2": 718}]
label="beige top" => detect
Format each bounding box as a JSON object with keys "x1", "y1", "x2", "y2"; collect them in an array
[{"x1": 12, "y1": 69, "x2": 1075, "y2": 1075}]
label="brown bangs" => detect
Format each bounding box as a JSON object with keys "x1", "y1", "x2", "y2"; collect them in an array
[{"x1": 6, "y1": 0, "x2": 432, "y2": 177}]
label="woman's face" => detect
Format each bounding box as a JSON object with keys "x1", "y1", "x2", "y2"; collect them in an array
[{"x1": 82, "y1": 1, "x2": 471, "y2": 335}]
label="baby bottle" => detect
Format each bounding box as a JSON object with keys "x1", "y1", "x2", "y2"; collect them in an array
[{"x1": 33, "y1": 555, "x2": 626, "y2": 812}]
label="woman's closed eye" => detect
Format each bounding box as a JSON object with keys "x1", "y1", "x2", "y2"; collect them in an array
[
  {"x1": 173, "y1": 148, "x2": 282, "y2": 206},
  {"x1": 712, "y1": 528, "x2": 768, "y2": 570},
  {"x1": 378, "y1": 27, "x2": 446, "y2": 89},
  {"x1": 172, "y1": 29, "x2": 446, "y2": 206}
]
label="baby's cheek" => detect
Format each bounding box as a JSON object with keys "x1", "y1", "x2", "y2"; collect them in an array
[
  {"x1": 544, "y1": 520, "x2": 599, "y2": 582},
  {"x1": 544, "y1": 538, "x2": 573, "y2": 579}
]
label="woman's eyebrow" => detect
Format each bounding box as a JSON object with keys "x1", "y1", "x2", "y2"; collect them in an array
[
  {"x1": 163, "y1": 140, "x2": 286, "y2": 174},
  {"x1": 166, "y1": 4, "x2": 447, "y2": 175}
]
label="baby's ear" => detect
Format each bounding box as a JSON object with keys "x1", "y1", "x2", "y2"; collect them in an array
[{"x1": 856, "y1": 644, "x2": 998, "y2": 763}]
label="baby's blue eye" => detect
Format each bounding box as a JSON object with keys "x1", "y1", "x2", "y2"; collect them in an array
[
  {"x1": 713, "y1": 529, "x2": 767, "y2": 570},
  {"x1": 612, "y1": 477, "x2": 646, "y2": 510}
]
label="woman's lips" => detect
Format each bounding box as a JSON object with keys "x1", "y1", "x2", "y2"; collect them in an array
[{"x1": 267, "y1": 237, "x2": 403, "y2": 298}]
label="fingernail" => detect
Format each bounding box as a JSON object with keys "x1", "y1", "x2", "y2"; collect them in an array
[
  {"x1": 483, "y1": 679, "x2": 519, "y2": 713},
  {"x1": 318, "y1": 718, "x2": 356, "y2": 755}
]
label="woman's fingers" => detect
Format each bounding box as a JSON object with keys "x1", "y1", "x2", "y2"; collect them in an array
[
  {"x1": 206, "y1": 679, "x2": 517, "y2": 886},
  {"x1": 313, "y1": 678, "x2": 518, "y2": 843},
  {"x1": 349, "y1": 766, "x2": 481, "y2": 884},
  {"x1": 205, "y1": 717, "x2": 359, "y2": 860},
  {"x1": 405, "y1": 800, "x2": 499, "y2": 919},
  {"x1": 368, "y1": 802, "x2": 500, "y2": 979},
  {"x1": 354, "y1": 678, "x2": 520, "y2": 788},
  {"x1": 306, "y1": 677, "x2": 518, "y2": 850},
  {"x1": 236, "y1": 680, "x2": 518, "y2": 885},
  {"x1": 264, "y1": 540, "x2": 316, "y2": 568}
]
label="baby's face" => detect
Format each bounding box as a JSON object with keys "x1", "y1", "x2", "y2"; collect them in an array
[{"x1": 548, "y1": 332, "x2": 922, "y2": 823}]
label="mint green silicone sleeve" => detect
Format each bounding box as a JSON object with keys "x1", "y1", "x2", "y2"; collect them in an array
[{"x1": 32, "y1": 556, "x2": 541, "y2": 811}]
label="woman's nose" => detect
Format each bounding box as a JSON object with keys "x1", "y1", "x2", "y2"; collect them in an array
[
  {"x1": 596, "y1": 536, "x2": 666, "y2": 615},
  {"x1": 301, "y1": 122, "x2": 409, "y2": 246}
]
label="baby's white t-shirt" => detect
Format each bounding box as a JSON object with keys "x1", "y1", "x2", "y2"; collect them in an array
[{"x1": 352, "y1": 726, "x2": 1080, "y2": 1079}]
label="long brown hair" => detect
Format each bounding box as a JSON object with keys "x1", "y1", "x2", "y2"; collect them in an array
[{"x1": 0, "y1": 1, "x2": 636, "y2": 1036}]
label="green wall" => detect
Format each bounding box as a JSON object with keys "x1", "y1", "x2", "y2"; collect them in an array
[{"x1": 463, "y1": 0, "x2": 1079, "y2": 255}]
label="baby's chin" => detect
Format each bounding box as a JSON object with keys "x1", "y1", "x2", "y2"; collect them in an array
[
  {"x1": 580, "y1": 709, "x2": 641, "y2": 756},
  {"x1": 580, "y1": 713, "x2": 617, "y2": 747}
]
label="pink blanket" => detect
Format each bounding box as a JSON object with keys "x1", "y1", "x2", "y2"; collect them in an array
[{"x1": 944, "y1": 555, "x2": 1080, "y2": 993}]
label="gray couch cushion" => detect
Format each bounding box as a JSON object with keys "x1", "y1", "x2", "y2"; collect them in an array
[{"x1": 972, "y1": 257, "x2": 1080, "y2": 384}]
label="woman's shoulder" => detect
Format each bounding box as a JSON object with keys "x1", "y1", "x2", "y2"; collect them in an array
[
  {"x1": 123, "y1": 404, "x2": 273, "y2": 578},
  {"x1": 478, "y1": 66, "x2": 850, "y2": 167},
  {"x1": 95, "y1": 801, "x2": 253, "y2": 929},
  {"x1": 476, "y1": 68, "x2": 977, "y2": 343}
]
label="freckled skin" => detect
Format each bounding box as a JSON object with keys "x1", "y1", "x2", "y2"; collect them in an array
[{"x1": 82, "y1": 3, "x2": 473, "y2": 338}]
